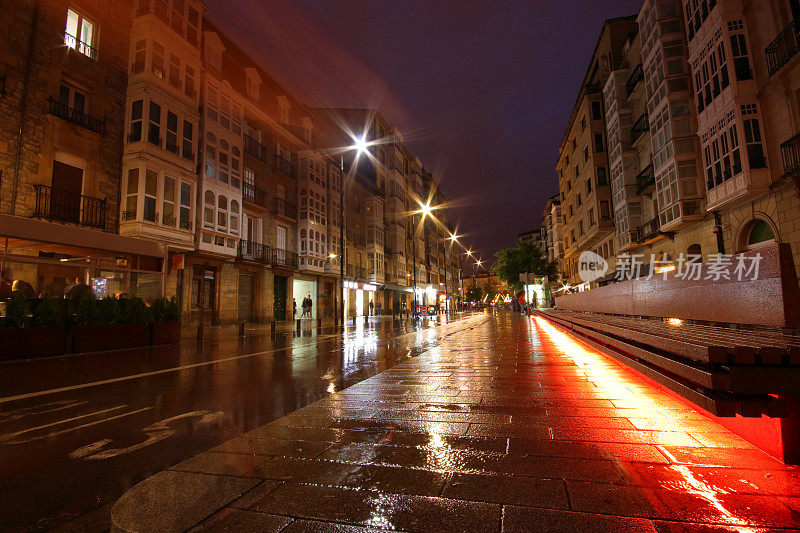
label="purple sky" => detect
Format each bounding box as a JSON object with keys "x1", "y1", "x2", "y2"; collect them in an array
[{"x1": 204, "y1": 0, "x2": 643, "y2": 264}]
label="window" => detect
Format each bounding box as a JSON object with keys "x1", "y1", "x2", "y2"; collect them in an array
[
  {"x1": 182, "y1": 120, "x2": 193, "y2": 160},
  {"x1": 184, "y1": 65, "x2": 196, "y2": 98},
  {"x1": 594, "y1": 133, "x2": 604, "y2": 152},
  {"x1": 577, "y1": 193, "x2": 582, "y2": 207},
  {"x1": 129, "y1": 100, "x2": 143, "y2": 142},
  {"x1": 600, "y1": 200, "x2": 610, "y2": 219},
  {"x1": 591, "y1": 101, "x2": 602, "y2": 120},
  {"x1": 217, "y1": 196, "x2": 228, "y2": 228},
  {"x1": 703, "y1": 122, "x2": 742, "y2": 190},
  {"x1": 148, "y1": 102, "x2": 161, "y2": 145},
  {"x1": 144, "y1": 169, "x2": 158, "y2": 222},
  {"x1": 162, "y1": 176, "x2": 175, "y2": 226},
  {"x1": 588, "y1": 208, "x2": 595, "y2": 225},
  {"x1": 230, "y1": 200, "x2": 239, "y2": 234},
  {"x1": 204, "y1": 190, "x2": 215, "y2": 228},
  {"x1": 693, "y1": 34, "x2": 729, "y2": 113},
  {"x1": 205, "y1": 133, "x2": 216, "y2": 179},
  {"x1": 179, "y1": 182, "x2": 192, "y2": 230},
  {"x1": 169, "y1": 54, "x2": 181, "y2": 89},
  {"x1": 166, "y1": 111, "x2": 179, "y2": 154},
  {"x1": 730, "y1": 32, "x2": 753, "y2": 81},
  {"x1": 58, "y1": 84, "x2": 86, "y2": 113},
  {"x1": 125, "y1": 168, "x2": 139, "y2": 218},
  {"x1": 151, "y1": 41, "x2": 165, "y2": 79},
  {"x1": 583, "y1": 147, "x2": 589, "y2": 162},
  {"x1": 65, "y1": 9, "x2": 95, "y2": 59},
  {"x1": 218, "y1": 139, "x2": 229, "y2": 185},
  {"x1": 586, "y1": 177, "x2": 592, "y2": 194},
  {"x1": 597, "y1": 167, "x2": 607, "y2": 186},
  {"x1": 743, "y1": 118, "x2": 766, "y2": 169},
  {"x1": 132, "y1": 39, "x2": 146, "y2": 73},
  {"x1": 685, "y1": 0, "x2": 717, "y2": 41}
]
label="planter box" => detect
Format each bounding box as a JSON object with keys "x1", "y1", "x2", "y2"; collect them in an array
[
  {"x1": 150, "y1": 321, "x2": 181, "y2": 345},
  {"x1": 71, "y1": 323, "x2": 148, "y2": 353},
  {"x1": 0, "y1": 325, "x2": 66, "y2": 360}
]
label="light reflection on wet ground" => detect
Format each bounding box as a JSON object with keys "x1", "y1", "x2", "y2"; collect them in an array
[
  {"x1": 0, "y1": 314, "x2": 472, "y2": 532},
  {"x1": 113, "y1": 312, "x2": 800, "y2": 532}
]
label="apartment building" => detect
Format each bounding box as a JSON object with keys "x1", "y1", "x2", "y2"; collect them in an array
[
  {"x1": 557, "y1": 16, "x2": 637, "y2": 286},
  {"x1": 554, "y1": 0, "x2": 800, "y2": 288},
  {"x1": 0, "y1": 1, "x2": 168, "y2": 300},
  {"x1": 542, "y1": 195, "x2": 564, "y2": 265}
]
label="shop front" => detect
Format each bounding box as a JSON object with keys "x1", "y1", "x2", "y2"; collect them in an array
[{"x1": 0, "y1": 215, "x2": 164, "y2": 301}]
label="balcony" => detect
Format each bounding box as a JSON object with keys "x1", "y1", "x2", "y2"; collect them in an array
[
  {"x1": 48, "y1": 98, "x2": 103, "y2": 134},
  {"x1": 635, "y1": 164, "x2": 655, "y2": 195},
  {"x1": 781, "y1": 131, "x2": 800, "y2": 177},
  {"x1": 238, "y1": 240, "x2": 270, "y2": 264},
  {"x1": 271, "y1": 248, "x2": 298, "y2": 269},
  {"x1": 274, "y1": 155, "x2": 294, "y2": 177},
  {"x1": 32, "y1": 184, "x2": 106, "y2": 230},
  {"x1": 64, "y1": 32, "x2": 97, "y2": 60},
  {"x1": 630, "y1": 113, "x2": 649, "y2": 144},
  {"x1": 272, "y1": 197, "x2": 297, "y2": 219},
  {"x1": 637, "y1": 218, "x2": 660, "y2": 243},
  {"x1": 243, "y1": 134, "x2": 268, "y2": 162},
  {"x1": 242, "y1": 182, "x2": 269, "y2": 208},
  {"x1": 625, "y1": 64, "x2": 644, "y2": 96},
  {"x1": 766, "y1": 21, "x2": 800, "y2": 76}
]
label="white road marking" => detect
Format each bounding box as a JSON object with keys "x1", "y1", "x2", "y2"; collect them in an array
[
  {"x1": 3, "y1": 407, "x2": 154, "y2": 445},
  {"x1": 70, "y1": 410, "x2": 224, "y2": 460},
  {"x1": 0, "y1": 405, "x2": 127, "y2": 443}
]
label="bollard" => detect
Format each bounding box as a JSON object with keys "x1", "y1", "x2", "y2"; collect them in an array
[
  {"x1": 296, "y1": 319, "x2": 301, "y2": 332},
  {"x1": 270, "y1": 320, "x2": 276, "y2": 335},
  {"x1": 364, "y1": 315, "x2": 369, "y2": 326},
  {"x1": 196, "y1": 322, "x2": 203, "y2": 342},
  {"x1": 239, "y1": 321, "x2": 245, "y2": 337},
  {"x1": 317, "y1": 317, "x2": 322, "y2": 329}
]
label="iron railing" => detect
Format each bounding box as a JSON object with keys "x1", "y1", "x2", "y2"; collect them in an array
[
  {"x1": 631, "y1": 113, "x2": 649, "y2": 143},
  {"x1": 48, "y1": 98, "x2": 103, "y2": 133},
  {"x1": 780, "y1": 131, "x2": 800, "y2": 176},
  {"x1": 625, "y1": 64, "x2": 644, "y2": 96},
  {"x1": 243, "y1": 134, "x2": 268, "y2": 162},
  {"x1": 274, "y1": 155, "x2": 293, "y2": 177},
  {"x1": 636, "y1": 164, "x2": 655, "y2": 195},
  {"x1": 238, "y1": 240, "x2": 270, "y2": 264},
  {"x1": 64, "y1": 32, "x2": 97, "y2": 60},
  {"x1": 637, "y1": 217, "x2": 660, "y2": 243},
  {"x1": 766, "y1": 21, "x2": 800, "y2": 76},
  {"x1": 272, "y1": 197, "x2": 297, "y2": 219},
  {"x1": 33, "y1": 184, "x2": 106, "y2": 229},
  {"x1": 242, "y1": 182, "x2": 269, "y2": 208},
  {"x1": 271, "y1": 248, "x2": 298, "y2": 269}
]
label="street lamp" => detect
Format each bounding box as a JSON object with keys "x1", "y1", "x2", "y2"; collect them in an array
[{"x1": 410, "y1": 199, "x2": 441, "y2": 318}]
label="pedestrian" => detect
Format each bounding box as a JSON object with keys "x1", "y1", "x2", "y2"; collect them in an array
[
  {"x1": 306, "y1": 295, "x2": 313, "y2": 318},
  {"x1": 375, "y1": 300, "x2": 382, "y2": 316},
  {"x1": 301, "y1": 297, "x2": 307, "y2": 318},
  {"x1": 293, "y1": 298, "x2": 297, "y2": 319},
  {"x1": 0, "y1": 270, "x2": 12, "y2": 300},
  {"x1": 369, "y1": 300, "x2": 374, "y2": 316},
  {"x1": 517, "y1": 293, "x2": 526, "y2": 314}
]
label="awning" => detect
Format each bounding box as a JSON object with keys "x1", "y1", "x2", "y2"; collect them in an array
[
  {"x1": 0, "y1": 214, "x2": 164, "y2": 258},
  {"x1": 380, "y1": 282, "x2": 414, "y2": 293}
]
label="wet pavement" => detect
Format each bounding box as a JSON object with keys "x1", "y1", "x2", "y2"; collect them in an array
[
  {"x1": 0, "y1": 313, "x2": 478, "y2": 532},
  {"x1": 112, "y1": 312, "x2": 800, "y2": 532}
]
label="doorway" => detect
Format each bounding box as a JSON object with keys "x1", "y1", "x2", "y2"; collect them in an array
[
  {"x1": 273, "y1": 275, "x2": 287, "y2": 321},
  {"x1": 238, "y1": 272, "x2": 255, "y2": 322},
  {"x1": 293, "y1": 278, "x2": 317, "y2": 320},
  {"x1": 191, "y1": 266, "x2": 216, "y2": 323},
  {"x1": 50, "y1": 161, "x2": 83, "y2": 224}
]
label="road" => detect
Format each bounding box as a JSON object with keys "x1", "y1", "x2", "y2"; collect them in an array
[{"x1": 0, "y1": 313, "x2": 482, "y2": 532}]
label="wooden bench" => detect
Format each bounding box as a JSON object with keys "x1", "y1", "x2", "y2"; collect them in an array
[{"x1": 543, "y1": 242, "x2": 800, "y2": 463}]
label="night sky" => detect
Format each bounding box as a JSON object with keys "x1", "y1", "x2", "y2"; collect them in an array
[{"x1": 204, "y1": 0, "x2": 643, "y2": 264}]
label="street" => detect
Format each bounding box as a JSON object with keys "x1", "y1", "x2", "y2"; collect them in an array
[{"x1": 0, "y1": 314, "x2": 476, "y2": 532}]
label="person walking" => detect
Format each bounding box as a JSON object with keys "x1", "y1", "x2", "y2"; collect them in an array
[
  {"x1": 368, "y1": 300, "x2": 374, "y2": 316},
  {"x1": 293, "y1": 298, "x2": 297, "y2": 319},
  {"x1": 306, "y1": 295, "x2": 313, "y2": 318},
  {"x1": 375, "y1": 300, "x2": 382, "y2": 316}
]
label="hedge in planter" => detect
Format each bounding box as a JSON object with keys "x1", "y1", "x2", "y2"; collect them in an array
[
  {"x1": 150, "y1": 296, "x2": 182, "y2": 345},
  {"x1": 0, "y1": 293, "x2": 67, "y2": 360},
  {"x1": 71, "y1": 296, "x2": 149, "y2": 353}
]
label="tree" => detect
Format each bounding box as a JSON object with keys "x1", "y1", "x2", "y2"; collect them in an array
[
  {"x1": 465, "y1": 285, "x2": 483, "y2": 303},
  {"x1": 491, "y1": 241, "x2": 558, "y2": 293}
]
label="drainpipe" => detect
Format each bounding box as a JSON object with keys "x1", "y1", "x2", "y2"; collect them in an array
[
  {"x1": 712, "y1": 211, "x2": 726, "y2": 254},
  {"x1": 10, "y1": 0, "x2": 39, "y2": 215}
]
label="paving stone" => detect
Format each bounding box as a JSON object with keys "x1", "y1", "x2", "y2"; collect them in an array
[
  {"x1": 501, "y1": 505, "x2": 657, "y2": 532},
  {"x1": 111, "y1": 471, "x2": 259, "y2": 532},
  {"x1": 193, "y1": 508, "x2": 291, "y2": 532}
]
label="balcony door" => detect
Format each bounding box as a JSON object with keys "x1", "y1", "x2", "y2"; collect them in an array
[
  {"x1": 50, "y1": 161, "x2": 83, "y2": 224},
  {"x1": 276, "y1": 225, "x2": 287, "y2": 264}
]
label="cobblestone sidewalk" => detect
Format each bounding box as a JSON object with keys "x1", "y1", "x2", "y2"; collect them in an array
[{"x1": 111, "y1": 312, "x2": 800, "y2": 532}]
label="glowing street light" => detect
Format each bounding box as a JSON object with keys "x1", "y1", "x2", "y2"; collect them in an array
[{"x1": 352, "y1": 135, "x2": 369, "y2": 156}]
